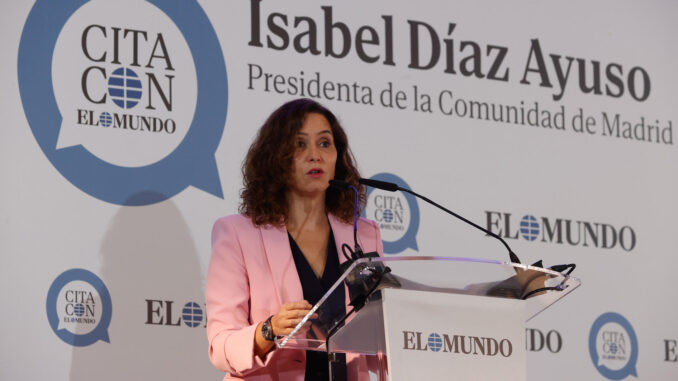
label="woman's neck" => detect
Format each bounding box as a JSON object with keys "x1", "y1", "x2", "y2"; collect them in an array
[{"x1": 285, "y1": 192, "x2": 329, "y2": 234}]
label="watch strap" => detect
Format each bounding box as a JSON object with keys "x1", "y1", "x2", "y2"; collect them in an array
[{"x1": 261, "y1": 315, "x2": 275, "y2": 341}]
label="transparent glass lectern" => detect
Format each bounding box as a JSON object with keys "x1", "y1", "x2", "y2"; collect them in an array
[{"x1": 274, "y1": 256, "x2": 580, "y2": 380}]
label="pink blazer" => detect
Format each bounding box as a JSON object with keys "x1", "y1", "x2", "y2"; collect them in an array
[{"x1": 206, "y1": 213, "x2": 384, "y2": 381}]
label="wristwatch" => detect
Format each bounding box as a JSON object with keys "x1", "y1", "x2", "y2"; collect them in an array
[{"x1": 261, "y1": 315, "x2": 275, "y2": 341}]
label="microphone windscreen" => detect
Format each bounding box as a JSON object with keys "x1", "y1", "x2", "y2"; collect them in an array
[{"x1": 359, "y1": 178, "x2": 399, "y2": 192}]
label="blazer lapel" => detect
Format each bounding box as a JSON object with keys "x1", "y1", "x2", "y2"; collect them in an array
[
  {"x1": 260, "y1": 215, "x2": 355, "y2": 307},
  {"x1": 259, "y1": 224, "x2": 303, "y2": 306}
]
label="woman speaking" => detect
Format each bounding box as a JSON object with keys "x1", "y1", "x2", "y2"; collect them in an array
[{"x1": 206, "y1": 98, "x2": 383, "y2": 380}]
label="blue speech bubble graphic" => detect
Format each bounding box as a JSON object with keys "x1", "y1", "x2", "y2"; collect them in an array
[
  {"x1": 362, "y1": 173, "x2": 419, "y2": 253},
  {"x1": 18, "y1": 0, "x2": 228, "y2": 206},
  {"x1": 589, "y1": 312, "x2": 639, "y2": 380},
  {"x1": 46, "y1": 268, "x2": 112, "y2": 346}
]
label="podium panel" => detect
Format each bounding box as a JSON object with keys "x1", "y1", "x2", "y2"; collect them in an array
[
  {"x1": 381, "y1": 288, "x2": 525, "y2": 381},
  {"x1": 275, "y1": 256, "x2": 580, "y2": 381}
]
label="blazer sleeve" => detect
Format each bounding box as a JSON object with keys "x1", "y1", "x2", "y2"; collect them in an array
[{"x1": 205, "y1": 216, "x2": 276, "y2": 376}]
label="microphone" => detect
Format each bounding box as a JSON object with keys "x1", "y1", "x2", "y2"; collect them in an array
[
  {"x1": 358, "y1": 177, "x2": 523, "y2": 264},
  {"x1": 328, "y1": 179, "x2": 388, "y2": 307},
  {"x1": 322, "y1": 180, "x2": 399, "y2": 380},
  {"x1": 358, "y1": 178, "x2": 399, "y2": 192}
]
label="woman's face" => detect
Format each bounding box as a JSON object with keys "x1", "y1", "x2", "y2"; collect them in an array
[{"x1": 288, "y1": 113, "x2": 338, "y2": 199}]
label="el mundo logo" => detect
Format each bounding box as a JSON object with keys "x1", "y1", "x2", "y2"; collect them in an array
[
  {"x1": 363, "y1": 173, "x2": 419, "y2": 254},
  {"x1": 18, "y1": 0, "x2": 228, "y2": 206},
  {"x1": 402, "y1": 331, "x2": 513, "y2": 357},
  {"x1": 145, "y1": 299, "x2": 206, "y2": 328},
  {"x1": 589, "y1": 312, "x2": 639, "y2": 380},
  {"x1": 485, "y1": 211, "x2": 637, "y2": 251},
  {"x1": 46, "y1": 268, "x2": 112, "y2": 347}
]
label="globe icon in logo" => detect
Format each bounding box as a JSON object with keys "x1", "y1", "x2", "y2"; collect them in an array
[
  {"x1": 73, "y1": 303, "x2": 85, "y2": 317},
  {"x1": 609, "y1": 342, "x2": 618, "y2": 354},
  {"x1": 182, "y1": 302, "x2": 203, "y2": 328},
  {"x1": 428, "y1": 333, "x2": 443, "y2": 352},
  {"x1": 99, "y1": 112, "x2": 112, "y2": 127},
  {"x1": 520, "y1": 215, "x2": 540, "y2": 241},
  {"x1": 107, "y1": 67, "x2": 142, "y2": 109},
  {"x1": 382, "y1": 209, "x2": 394, "y2": 223}
]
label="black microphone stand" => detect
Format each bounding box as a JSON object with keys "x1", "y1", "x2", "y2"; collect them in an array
[
  {"x1": 359, "y1": 178, "x2": 521, "y2": 264},
  {"x1": 325, "y1": 179, "x2": 392, "y2": 381},
  {"x1": 359, "y1": 177, "x2": 577, "y2": 274}
]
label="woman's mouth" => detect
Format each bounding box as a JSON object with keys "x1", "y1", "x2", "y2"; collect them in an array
[{"x1": 307, "y1": 168, "x2": 324, "y2": 178}]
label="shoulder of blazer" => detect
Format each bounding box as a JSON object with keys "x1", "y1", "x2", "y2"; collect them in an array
[
  {"x1": 214, "y1": 214, "x2": 285, "y2": 237},
  {"x1": 214, "y1": 213, "x2": 254, "y2": 229}
]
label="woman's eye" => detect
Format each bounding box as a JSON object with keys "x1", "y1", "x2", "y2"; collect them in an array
[
  {"x1": 319, "y1": 140, "x2": 331, "y2": 148},
  {"x1": 296, "y1": 140, "x2": 306, "y2": 148}
]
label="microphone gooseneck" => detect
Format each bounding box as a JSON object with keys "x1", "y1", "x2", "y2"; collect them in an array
[{"x1": 358, "y1": 177, "x2": 522, "y2": 264}]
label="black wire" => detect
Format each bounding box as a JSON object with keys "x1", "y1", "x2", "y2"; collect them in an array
[
  {"x1": 521, "y1": 286, "x2": 565, "y2": 300},
  {"x1": 549, "y1": 263, "x2": 576, "y2": 276},
  {"x1": 341, "y1": 243, "x2": 354, "y2": 262}
]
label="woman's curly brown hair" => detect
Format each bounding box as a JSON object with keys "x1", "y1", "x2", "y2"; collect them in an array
[{"x1": 239, "y1": 98, "x2": 366, "y2": 226}]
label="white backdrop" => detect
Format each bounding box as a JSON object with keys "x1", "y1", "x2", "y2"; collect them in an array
[{"x1": 1, "y1": 0, "x2": 677, "y2": 380}]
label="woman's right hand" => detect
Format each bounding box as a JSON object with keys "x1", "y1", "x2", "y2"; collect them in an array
[
  {"x1": 254, "y1": 300, "x2": 314, "y2": 358},
  {"x1": 270, "y1": 300, "x2": 313, "y2": 336}
]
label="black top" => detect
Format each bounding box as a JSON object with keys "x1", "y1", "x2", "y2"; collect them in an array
[{"x1": 288, "y1": 230, "x2": 347, "y2": 381}]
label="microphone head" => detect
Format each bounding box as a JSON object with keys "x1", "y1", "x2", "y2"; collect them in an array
[
  {"x1": 359, "y1": 178, "x2": 399, "y2": 192},
  {"x1": 329, "y1": 179, "x2": 351, "y2": 190}
]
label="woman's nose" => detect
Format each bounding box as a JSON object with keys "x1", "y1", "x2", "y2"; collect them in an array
[{"x1": 308, "y1": 145, "x2": 321, "y2": 162}]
